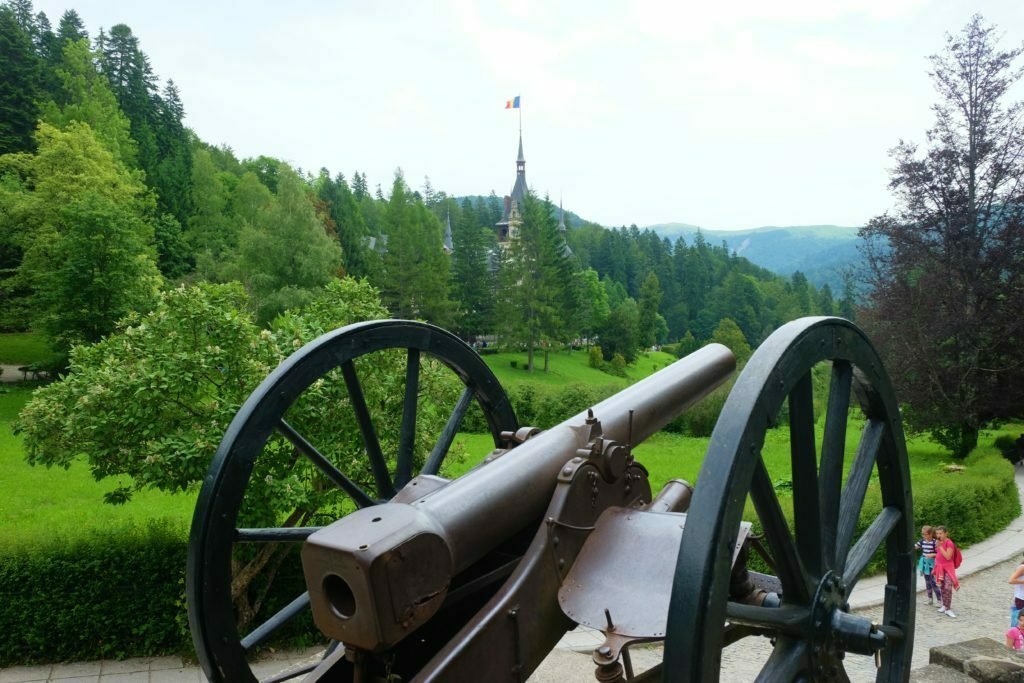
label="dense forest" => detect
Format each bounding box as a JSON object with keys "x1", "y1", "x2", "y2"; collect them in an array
[{"x1": 0, "y1": 1, "x2": 852, "y2": 370}]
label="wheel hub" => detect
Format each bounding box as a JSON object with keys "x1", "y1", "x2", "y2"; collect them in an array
[{"x1": 809, "y1": 570, "x2": 885, "y2": 676}]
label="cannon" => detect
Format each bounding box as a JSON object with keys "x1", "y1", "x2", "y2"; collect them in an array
[{"x1": 187, "y1": 316, "x2": 914, "y2": 682}]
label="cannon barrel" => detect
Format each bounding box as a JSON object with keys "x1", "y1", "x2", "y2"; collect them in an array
[
  {"x1": 419, "y1": 342, "x2": 735, "y2": 572},
  {"x1": 302, "y1": 343, "x2": 736, "y2": 651}
]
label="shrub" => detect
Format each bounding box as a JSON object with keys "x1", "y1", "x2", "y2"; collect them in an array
[
  {"x1": 588, "y1": 346, "x2": 603, "y2": 369},
  {"x1": 608, "y1": 354, "x2": 627, "y2": 377},
  {"x1": 510, "y1": 360, "x2": 518, "y2": 369},
  {"x1": 0, "y1": 521, "x2": 191, "y2": 665}
]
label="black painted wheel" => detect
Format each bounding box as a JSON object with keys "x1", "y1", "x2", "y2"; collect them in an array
[
  {"x1": 187, "y1": 320, "x2": 517, "y2": 683},
  {"x1": 665, "y1": 317, "x2": 914, "y2": 682}
]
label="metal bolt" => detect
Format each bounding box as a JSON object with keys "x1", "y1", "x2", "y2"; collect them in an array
[
  {"x1": 597, "y1": 646, "x2": 612, "y2": 658},
  {"x1": 562, "y1": 466, "x2": 573, "y2": 475}
]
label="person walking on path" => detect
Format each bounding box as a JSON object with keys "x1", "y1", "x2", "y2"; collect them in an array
[
  {"x1": 935, "y1": 525, "x2": 961, "y2": 618},
  {"x1": 1007, "y1": 554, "x2": 1024, "y2": 627},
  {"x1": 916, "y1": 525, "x2": 939, "y2": 605}
]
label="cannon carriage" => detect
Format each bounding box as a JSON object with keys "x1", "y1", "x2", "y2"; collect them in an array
[{"x1": 186, "y1": 316, "x2": 914, "y2": 682}]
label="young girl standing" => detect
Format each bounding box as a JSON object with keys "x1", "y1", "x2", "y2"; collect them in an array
[
  {"x1": 915, "y1": 526, "x2": 938, "y2": 605},
  {"x1": 934, "y1": 525, "x2": 960, "y2": 617},
  {"x1": 1008, "y1": 612, "x2": 1024, "y2": 651}
]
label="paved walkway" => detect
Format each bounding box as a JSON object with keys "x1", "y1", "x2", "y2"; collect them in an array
[{"x1": 5, "y1": 468, "x2": 1024, "y2": 682}]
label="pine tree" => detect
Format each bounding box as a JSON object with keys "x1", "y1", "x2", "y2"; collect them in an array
[
  {"x1": 637, "y1": 271, "x2": 662, "y2": 348},
  {"x1": 450, "y1": 198, "x2": 496, "y2": 338},
  {"x1": 56, "y1": 9, "x2": 87, "y2": 46},
  {"x1": 0, "y1": 6, "x2": 40, "y2": 154},
  {"x1": 378, "y1": 172, "x2": 452, "y2": 324},
  {"x1": 495, "y1": 191, "x2": 566, "y2": 371}
]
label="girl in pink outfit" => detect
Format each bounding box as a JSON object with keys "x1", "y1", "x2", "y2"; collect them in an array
[
  {"x1": 934, "y1": 525, "x2": 960, "y2": 617},
  {"x1": 1008, "y1": 612, "x2": 1024, "y2": 650}
]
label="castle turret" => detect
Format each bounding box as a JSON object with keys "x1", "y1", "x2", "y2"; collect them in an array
[{"x1": 496, "y1": 133, "x2": 527, "y2": 242}]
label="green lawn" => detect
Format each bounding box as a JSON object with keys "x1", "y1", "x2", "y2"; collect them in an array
[
  {"x1": 3, "y1": 352, "x2": 1019, "y2": 554},
  {"x1": 0, "y1": 332, "x2": 54, "y2": 365},
  {"x1": 482, "y1": 348, "x2": 678, "y2": 389},
  {"x1": 0, "y1": 386, "x2": 195, "y2": 548}
]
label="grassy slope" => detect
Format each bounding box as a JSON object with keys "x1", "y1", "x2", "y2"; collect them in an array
[
  {"x1": 483, "y1": 348, "x2": 677, "y2": 389},
  {"x1": 0, "y1": 387, "x2": 194, "y2": 548}
]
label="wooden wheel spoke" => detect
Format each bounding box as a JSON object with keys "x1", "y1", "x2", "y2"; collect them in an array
[
  {"x1": 726, "y1": 602, "x2": 809, "y2": 636},
  {"x1": 423, "y1": 387, "x2": 474, "y2": 475},
  {"x1": 835, "y1": 419, "x2": 884, "y2": 574},
  {"x1": 819, "y1": 361, "x2": 852, "y2": 570},
  {"x1": 755, "y1": 638, "x2": 809, "y2": 682},
  {"x1": 235, "y1": 527, "x2": 323, "y2": 543},
  {"x1": 341, "y1": 360, "x2": 396, "y2": 499},
  {"x1": 843, "y1": 506, "x2": 902, "y2": 587},
  {"x1": 789, "y1": 372, "x2": 822, "y2": 578},
  {"x1": 751, "y1": 457, "x2": 811, "y2": 604},
  {"x1": 395, "y1": 348, "x2": 420, "y2": 489},
  {"x1": 277, "y1": 419, "x2": 376, "y2": 508},
  {"x1": 240, "y1": 592, "x2": 310, "y2": 651}
]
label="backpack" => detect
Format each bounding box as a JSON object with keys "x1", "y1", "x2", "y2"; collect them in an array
[{"x1": 953, "y1": 544, "x2": 963, "y2": 569}]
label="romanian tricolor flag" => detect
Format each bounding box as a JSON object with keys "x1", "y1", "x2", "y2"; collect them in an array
[{"x1": 505, "y1": 96, "x2": 521, "y2": 109}]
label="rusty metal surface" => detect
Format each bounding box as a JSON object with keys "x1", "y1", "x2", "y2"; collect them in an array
[{"x1": 559, "y1": 508, "x2": 750, "y2": 639}]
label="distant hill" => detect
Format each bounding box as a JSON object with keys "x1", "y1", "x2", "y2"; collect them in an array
[
  {"x1": 452, "y1": 195, "x2": 863, "y2": 291},
  {"x1": 645, "y1": 223, "x2": 863, "y2": 291}
]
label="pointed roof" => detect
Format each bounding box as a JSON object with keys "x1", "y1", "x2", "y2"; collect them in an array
[
  {"x1": 443, "y1": 210, "x2": 453, "y2": 253},
  {"x1": 510, "y1": 133, "x2": 527, "y2": 203},
  {"x1": 558, "y1": 199, "x2": 573, "y2": 258}
]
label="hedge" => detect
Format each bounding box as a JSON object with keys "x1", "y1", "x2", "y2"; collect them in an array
[
  {"x1": 0, "y1": 521, "x2": 191, "y2": 666},
  {"x1": 760, "y1": 446, "x2": 1020, "y2": 576}
]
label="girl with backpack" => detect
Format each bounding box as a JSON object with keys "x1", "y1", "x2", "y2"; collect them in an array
[{"x1": 934, "y1": 525, "x2": 961, "y2": 617}]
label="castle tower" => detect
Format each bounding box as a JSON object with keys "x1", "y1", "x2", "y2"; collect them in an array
[
  {"x1": 495, "y1": 133, "x2": 527, "y2": 242},
  {"x1": 443, "y1": 210, "x2": 453, "y2": 254},
  {"x1": 558, "y1": 199, "x2": 573, "y2": 257}
]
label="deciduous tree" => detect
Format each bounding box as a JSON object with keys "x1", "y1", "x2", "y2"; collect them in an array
[{"x1": 860, "y1": 15, "x2": 1024, "y2": 457}]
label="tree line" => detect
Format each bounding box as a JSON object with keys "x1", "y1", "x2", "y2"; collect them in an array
[
  {"x1": 4, "y1": 3, "x2": 1022, "y2": 459},
  {"x1": 0, "y1": 0, "x2": 848, "y2": 372}
]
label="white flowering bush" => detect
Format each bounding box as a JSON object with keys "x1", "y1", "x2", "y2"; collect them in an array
[{"x1": 16, "y1": 277, "x2": 463, "y2": 626}]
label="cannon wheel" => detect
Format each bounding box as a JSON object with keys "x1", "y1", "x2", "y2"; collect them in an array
[
  {"x1": 665, "y1": 317, "x2": 914, "y2": 681},
  {"x1": 187, "y1": 320, "x2": 517, "y2": 683}
]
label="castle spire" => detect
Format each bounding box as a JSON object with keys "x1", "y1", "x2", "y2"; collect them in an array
[
  {"x1": 558, "y1": 198, "x2": 573, "y2": 257},
  {"x1": 443, "y1": 209, "x2": 453, "y2": 254}
]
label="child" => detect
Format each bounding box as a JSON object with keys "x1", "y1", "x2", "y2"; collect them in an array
[
  {"x1": 934, "y1": 525, "x2": 960, "y2": 617},
  {"x1": 1008, "y1": 612, "x2": 1024, "y2": 651},
  {"x1": 915, "y1": 525, "x2": 938, "y2": 605}
]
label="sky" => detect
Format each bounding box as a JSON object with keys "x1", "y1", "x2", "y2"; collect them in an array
[{"x1": 31, "y1": 0, "x2": 1024, "y2": 230}]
